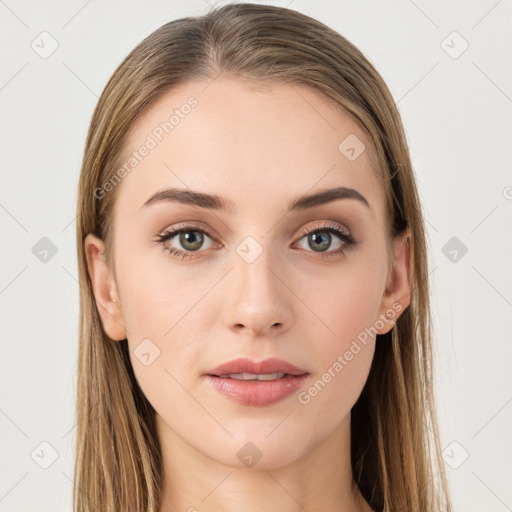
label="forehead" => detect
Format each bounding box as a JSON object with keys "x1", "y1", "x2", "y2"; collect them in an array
[{"x1": 113, "y1": 77, "x2": 385, "y2": 220}]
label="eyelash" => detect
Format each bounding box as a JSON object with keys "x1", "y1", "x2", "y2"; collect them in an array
[{"x1": 153, "y1": 222, "x2": 358, "y2": 261}]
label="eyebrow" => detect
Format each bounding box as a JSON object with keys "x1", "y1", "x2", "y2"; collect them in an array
[{"x1": 140, "y1": 186, "x2": 371, "y2": 215}]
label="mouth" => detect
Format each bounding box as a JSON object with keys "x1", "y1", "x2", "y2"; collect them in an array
[{"x1": 204, "y1": 357, "x2": 310, "y2": 406}]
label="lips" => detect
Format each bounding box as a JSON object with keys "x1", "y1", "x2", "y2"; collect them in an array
[
  {"x1": 204, "y1": 357, "x2": 310, "y2": 406},
  {"x1": 206, "y1": 357, "x2": 309, "y2": 378}
]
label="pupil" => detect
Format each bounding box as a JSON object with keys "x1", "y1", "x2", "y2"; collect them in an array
[
  {"x1": 180, "y1": 231, "x2": 203, "y2": 251},
  {"x1": 310, "y1": 232, "x2": 330, "y2": 252}
]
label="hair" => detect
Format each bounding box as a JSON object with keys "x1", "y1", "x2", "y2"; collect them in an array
[{"x1": 74, "y1": 3, "x2": 452, "y2": 511}]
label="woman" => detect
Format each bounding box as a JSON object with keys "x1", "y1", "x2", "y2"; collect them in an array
[{"x1": 74, "y1": 3, "x2": 453, "y2": 511}]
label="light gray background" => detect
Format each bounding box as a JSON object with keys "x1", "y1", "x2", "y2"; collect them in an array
[{"x1": 1, "y1": 1, "x2": 511, "y2": 510}]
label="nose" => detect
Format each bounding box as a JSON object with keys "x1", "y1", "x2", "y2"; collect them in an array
[{"x1": 221, "y1": 242, "x2": 293, "y2": 337}]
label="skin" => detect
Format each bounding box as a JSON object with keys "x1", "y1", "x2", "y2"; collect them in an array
[{"x1": 85, "y1": 77, "x2": 411, "y2": 512}]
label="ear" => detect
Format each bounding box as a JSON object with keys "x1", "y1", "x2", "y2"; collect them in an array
[
  {"x1": 84, "y1": 233, "x2": 127, "y2": 341},
  {"x1": 375, "y1": 229, "x2": 412, "y2": 335}
]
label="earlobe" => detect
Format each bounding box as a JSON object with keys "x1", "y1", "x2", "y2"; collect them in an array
[
  {"x1": 376, "y1": 230, "x2": 412, "y2": 335},
  {"x1": 84, "y1": 233, "x2": 127, "y2": 341}
]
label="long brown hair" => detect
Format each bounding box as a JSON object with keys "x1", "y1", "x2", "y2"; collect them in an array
[{"x1": 74, "y1": 3, "x2": 452, "y2": 511}]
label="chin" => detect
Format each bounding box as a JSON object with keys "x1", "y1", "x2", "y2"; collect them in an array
[{"x1": 204, "y1": 429, "x2": 310, "y2": 470}]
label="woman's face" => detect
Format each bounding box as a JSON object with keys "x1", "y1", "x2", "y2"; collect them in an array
[{"x1": 86, "y1": 77, "x2": 410, "y2": 469}]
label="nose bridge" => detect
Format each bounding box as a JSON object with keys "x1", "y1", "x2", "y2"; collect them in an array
[
  {"x1": 235, "y1": 234, "x2": 280, "y2": 299},
  {"x1": 224, "y1": 233, "x2": 291, "y2": 334}
]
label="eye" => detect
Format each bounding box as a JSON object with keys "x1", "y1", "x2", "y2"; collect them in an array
[
  {"x1": 293, "y1": 222, "x2": 357, "y2": 259},
  {"x1": 153, "y1": 224, "x2": 217, "y2": 260}
]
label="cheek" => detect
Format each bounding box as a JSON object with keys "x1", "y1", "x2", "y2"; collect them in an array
[
  {"x1": 116, "y1": 244, "x2": 205, "y2": 340},
  {"x1": 119, "y1": 275, "x2": 210, "y2": 425},
  {"x1": 116, "y1": 252, "x2": 218, "y2": 395},
  {"x1": 292, "y1": 258, "x2": 384, "y2": 411},
  {"x1": 298, "y1": 257, "x2": 384, "y2": 350}
]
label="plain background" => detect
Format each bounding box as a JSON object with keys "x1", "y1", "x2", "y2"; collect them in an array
[{"x1": 1, "y1": 0, "x2": 511, "y2": 510}]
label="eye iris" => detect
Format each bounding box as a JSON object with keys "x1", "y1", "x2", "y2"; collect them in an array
[
  {"x1": 309, "y1": 231, "x2": 331, "y2": 252},
  {"x1": 180, "y1": 231, "x2": 203, "y2": 251}
]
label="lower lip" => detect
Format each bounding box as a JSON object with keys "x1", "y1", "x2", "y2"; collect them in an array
[{"x1": 205, "y1": 374, "x2": 309, "y2": 407}]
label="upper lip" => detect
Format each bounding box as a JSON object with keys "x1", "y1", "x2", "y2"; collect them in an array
[{"x1": 206, "y1": 357, "x2": 309, "y2": 377}]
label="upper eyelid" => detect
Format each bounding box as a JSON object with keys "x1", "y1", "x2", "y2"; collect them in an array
[{"x1": 298, "y1": 221, "x2": 351, "y2": 236}]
